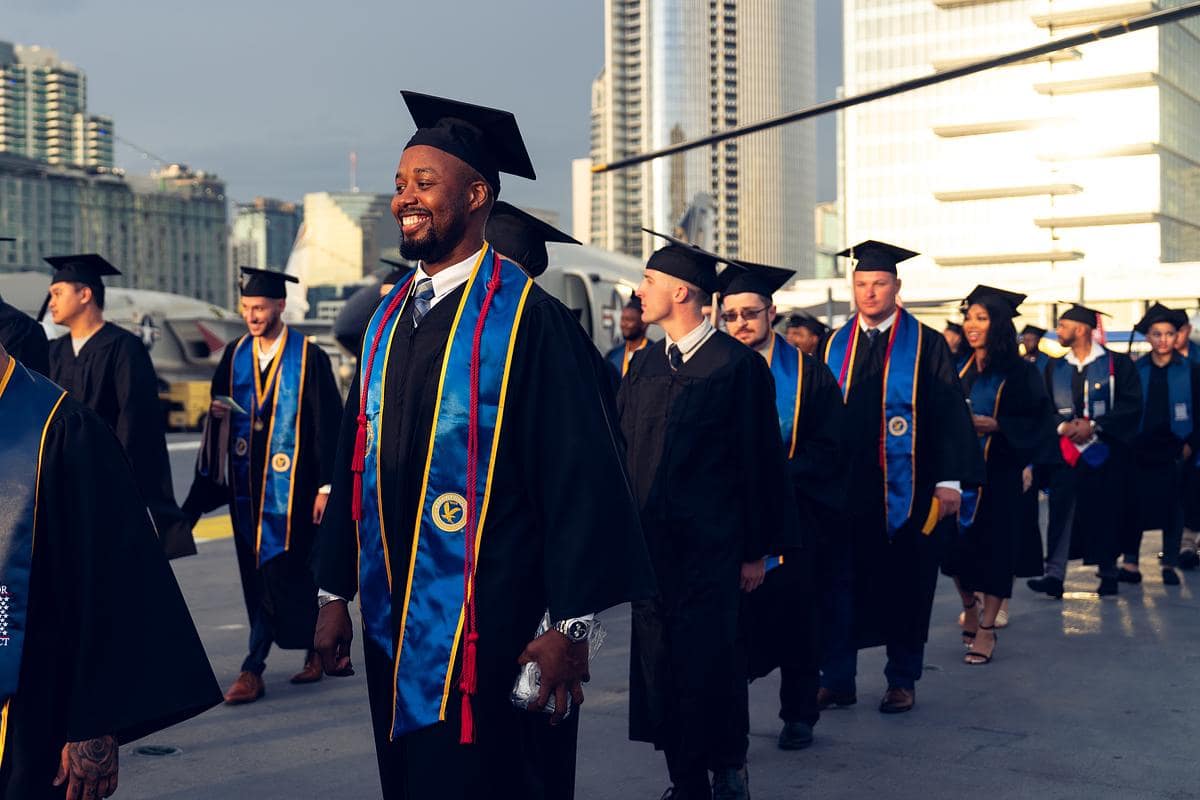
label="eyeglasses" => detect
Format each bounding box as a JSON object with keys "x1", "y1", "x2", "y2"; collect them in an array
[{"x1": 720, "y1": 307, "x2": 767, "y2": 323}]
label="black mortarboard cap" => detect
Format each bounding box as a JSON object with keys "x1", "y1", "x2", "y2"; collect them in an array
[
  {"x1": 1134, "y1": 302, "x2": 1187, "y2": 334},
  {"x1": 1171, "y1": 307, "x2": 1193, "y2": 328},
  {"x1": 239, "y1": 266, "x2": 298, "y2": 299},
  {"x1": 836, "y1": 240, "x2": 919, "y2": 274},
  {"x1": 963, "y1": 284, "x2": 1026, "y2": 319},
  {"x1": 642, "y1": 228, "x2": 742, "y2": 295},
  {"x1": 44, "y1": 253, "x2": 121, "y2": 289},
  {"x1": 1020, "y1": 324, "x2": 1047, "y2": 338},
  {"x1": 1059, "y1": 303, "x2": 1108, "y2": 327},
  {"x1": 402, "y1": 91, "x2": 536, "y2": 194},
  {"x1": 717, "y1": 260, "x2": 796, "y2": 299},
  {"x1": 944, "y1": 321, "x2": 964, "y2": 335},
  {"x1": 486, "y1": 201, "x2": 579, "y2": 277},
  {"x1": 625, "y1": 295, "x2": 643, "y2": 312},
  {"x1": 786, "y1": 313, "x2": 828, "y2": 337}
]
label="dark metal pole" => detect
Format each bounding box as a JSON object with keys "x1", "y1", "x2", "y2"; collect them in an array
[{"x1": 592, "y1": 2, "x2": 1200, "y2": 174}]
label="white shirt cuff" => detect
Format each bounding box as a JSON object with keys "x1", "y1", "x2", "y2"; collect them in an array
[
  {"x1": 317, "y1": 589, "x2": 346, "y2": 604},
  {"x1": 935, "y1": 481, "x2": 961, "y2": 494},
  {"x1": 318, "y1": 484, "x2": 332, "y2": 495}
]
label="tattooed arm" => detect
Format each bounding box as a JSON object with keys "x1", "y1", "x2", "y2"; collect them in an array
[{"x1": 54, "y1": 735, "x2": 118, "y2": 799}]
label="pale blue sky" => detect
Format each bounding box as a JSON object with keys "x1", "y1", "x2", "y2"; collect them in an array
[{"x1": 4, "y1": 0, "x2": 842, "y2": 224}]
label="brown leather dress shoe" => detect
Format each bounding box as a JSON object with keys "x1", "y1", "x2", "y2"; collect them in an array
[
  {"x1": 224, "y1": 671, "x2": 265, "y2": 704},
  {"x1": 816, "y1": 687, "x2": 857, "y2": 709},
  {"x1": 879, "y1": 686, "x2": 915, "y2": 714},
  {"x1": 290, "y1": 651, "x2": 324, "y2": 684}
]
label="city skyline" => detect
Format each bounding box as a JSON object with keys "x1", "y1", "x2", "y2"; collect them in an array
[{"x1": 2, "y1": 1, "x2": 843, "y2": 232}]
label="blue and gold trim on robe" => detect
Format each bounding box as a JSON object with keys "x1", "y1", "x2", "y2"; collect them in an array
[
  {"x1": 229, "y1": 327, "x2": 309, "y2": 567},
  {"x1": 825, "y1": 308, "x2": 922, "y2": 538},
  {"x1": 356, "y1": 245, "x2": 533, "y2": 740},
  {"x1": 606, "y1": 337, "x2": 649, "y2": 378},
  {"x1": 957, "y1": 361, "x2": 1005, "y2": 529},
  {"x1": 0, "y1": 357, "x2": 67, "y2": 766},
  {"x1": 764, "y1": 332, "x2": 803, "y2": 572},
  {"x1": 1135, "y1": 354, "x2": 1192, "y2": 441}
]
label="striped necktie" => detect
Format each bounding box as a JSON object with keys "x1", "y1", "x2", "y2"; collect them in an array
[{"x1": 411, "y1": 279, "x2": 435, "y2": 328}]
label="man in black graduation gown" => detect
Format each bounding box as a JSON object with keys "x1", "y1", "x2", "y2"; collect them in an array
[
  {"x1": 1118, "y1": 304, "x2": 1199, "y2": 587},
  {"x1": 45, "y1": 254, "x2": 193, "y2": 558},
  {"x1": 1026, "y1": 304, "x2": 1141, "y2": 598},
  {"x1": 784, "y1": 313, "x2": 828, "y2": 356},
  {"x1": 312, "y1": 92, "x2": 655, "y2": 800},
  {"x1": 620, "y1": 231, "x2": 800, "y2": 800},
  {"x1": 718, "y1": 261, "x2": 844, "y2": 753},
  {"x1": 0, "y1": 341, "x2": 221, "y2": 800},
  {"x1": 183, "y1": 267, "x2": 343, "y2": 703},
  {"x1": 606, "y1": 297, "x2": 655, "y2": 384},
  {"x1": 820, "y1": 241, "x2": 982, "y2": 714}
]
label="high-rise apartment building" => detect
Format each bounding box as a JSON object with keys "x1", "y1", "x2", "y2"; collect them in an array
[
  {"x1": 840, "y1": 1, "x2": 1200, "y2": 283},
  {"x1": 231, "y1": 197, "x2": 303, "y2": 272},
  {"x1": 0, "y1": 41, "x2": 114, "y2": 170},
  {"x1": 297, "y1": 192, "x2": 395, "y2": 286},
  {"x1": 585, "y1": 0, "x2": 817, "y2": 274}
]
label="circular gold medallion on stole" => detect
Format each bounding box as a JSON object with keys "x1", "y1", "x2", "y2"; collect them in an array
[
  {"x1": 235, "y1": 438, "x2": 249, "y2": 457},
  {"x1": 271, "y1": 453, "x2": 292, "y2": 473},
  {"x1": 888, "y1": 416, "x2": 909, "y2": 437},
  {"x1": 432, "y1": 493, "x2": 468, "y2": 533},
  {"x1": 254, "y1": 419, "x2": 265, "y2": 432}
]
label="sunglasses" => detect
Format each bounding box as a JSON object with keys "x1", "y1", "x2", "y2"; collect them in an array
[{"x1": 720, "y1": 307, "x2": 767, "y2": 323}]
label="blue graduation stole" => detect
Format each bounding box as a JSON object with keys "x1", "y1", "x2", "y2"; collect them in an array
[
  {"x1": 957, "y1": 361, "x2": 1006, "y2": 529},
  {"x1": 356, "y1": 246, "x2": 533, "y2": 741},
  {"x1": 1135, "y1": 355, "x2": 1192, "y2": 441},
  {"x1": 229, "y1": 327, "x2": 309, "y2": 567},
  {"x1": 764, "y1": 333, "x2": 803, "y2": 572},
  {"x1": 0, "y1": 358, "x2": 67, "y2": 763},
  {"x1": 825, "y1": 308, "x2": 923, "y2": 538},
  {"x1": 607, "y1": 338, "x2": 648, "y2": 378},
  {"x1": 1050, "y1": 352, "x2": 1113, "y2": 421}
]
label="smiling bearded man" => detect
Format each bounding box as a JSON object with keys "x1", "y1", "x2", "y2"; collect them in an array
[{"x1": 312, "y1": 92, "x2": 655, "y2": 800}]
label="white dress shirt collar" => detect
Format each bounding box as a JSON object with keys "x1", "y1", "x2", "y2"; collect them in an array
[
  {"x1": 859, "y1": 309, "x2": 898, "y2": 335},
  {"x1": 664, "y1": 319, "x2": 715, "y2": 364},
  {"x1": 1064, "y1": 339, "x2": 1105, "y2": 370},
  {"x1": 415, "y1": 247, "x2": 484, "y2": 310}
]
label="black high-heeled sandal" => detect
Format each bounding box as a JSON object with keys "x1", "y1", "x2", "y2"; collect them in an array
[
  {"x1": 958, "y1": 597, "x2": 979, "y2": 647},
  {"x1": 964, "y1": 623, "x2": 997, "y2": 665}
]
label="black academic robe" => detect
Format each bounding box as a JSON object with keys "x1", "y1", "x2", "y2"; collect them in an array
[
  {"x1": 942, "y1": 357, "x2": 1054, "y2": 599},
  {"x1": 1042, "y1": 350, "x2": 1142, "y2": 565},
  {"x1": 833, "y1": 322, "x2": 983, "y2": 650},
  {"x1": 315, "y1": 281, "x2": 655, "y2": 800},
  {"x1": 0, "y1": 394, "x2": 221, "y2": 799},
  {"x1": 746, "y1": 349, "x2": 844, "y2": 681},
  {"x1": 619, "y1": 331, "x2": 801, "y2": 765},
  {"x1": 183, "y1": 333, "x2": 343, "y2": 648},
  {"x1": 0, "y1": 298, "x2": 49, "y2": 377},
  {"x1": 1127, "y1": 358, "x2": 1200, "y2": 534},
  {"x1": 47, "y1": 322, "x2": 191, "y2": 557}
]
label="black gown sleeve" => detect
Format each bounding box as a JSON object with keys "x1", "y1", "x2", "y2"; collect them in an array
[
  {"x1": 305, "y1": 344, "x2": 345, "y2": 487},
  {"x1": 994, "y1": 361, "x2": 1056, "y2": 463},
  {"x1": 7, "y1": 316, "x2": 49, "y2": 377},
  {"x1": 181, "y1": 345, "x2": 235, "y2": 518},
  {"x1": 1097, "y1": 352, "x2": 1142, "y2": 445},
  {"x1": 739, "y1": 352, "x2": 802, "y2": 561},
  {"x1": 1188, "y1": 366, "x2": 1200, "y2": 454},
  {"x1": 40, "y1": 402, "x2": 221, "y2": 743},
  {"x1": 926, "y1": 331, "x2": 986, "y2": 486},
  {"x1": 789, "y1": 356, "x2": 845, "y2": 514},
  {"x1": 514, "y1": 298, "x2": 656, "y2": 620},
  {"x1": 312, "y1": 370, "x2": 363, "y2": 600}
]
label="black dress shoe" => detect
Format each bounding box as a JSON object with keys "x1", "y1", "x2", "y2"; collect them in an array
[
  {"x1": 711, "y1": 766, "x2": 749, "y2": 800},
  {"x1": 1163, "y1": 567, "x2": 1181, "y2": 586},
  {"x1": 1096, "y1": 577, "x2": 1119, "y2": 596},
  {"x1": 1026, "y1": 576, "x2": 1064, "y2": 599},
  {"x1": 1116, "y1": 569, "x2": 1142, "y2": 584},
  {"x1": 1179, "y1": 550, "x2": 1199, "y2": 570},
  {"x1": 778, "y1": 721, "x2": 814, "y2": 750}
]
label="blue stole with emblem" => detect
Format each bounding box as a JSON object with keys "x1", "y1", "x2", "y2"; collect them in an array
[
  {"x1": 1136, "y1": 355, "x2": 1192, "y2": 441},
  {"x1": 357, "y1": 246, "x2": 532, "y2": 740},
  {"x1": 957, "y1": 361, "x2": 1006, "y2": 529},
  {"x1": 0, "y1": 358, "x2": 66, "y2": 759},
  {"x1": 825, "y1": 308, "x2": 923, "y2": 538},
  {"x1": 764, "y1": 333, "x2": 803, "y2": 572},
  {"x1": 229, "y1": 327, "x2": 308, "y2": 567},
  {"x1": 1050, "y1": 353, "x2": 1113, "y2": 468}
]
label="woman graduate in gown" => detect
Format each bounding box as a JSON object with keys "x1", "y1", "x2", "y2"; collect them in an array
[{"x1": 943, "y1": 286, "x2": 1054, "y2": 665}]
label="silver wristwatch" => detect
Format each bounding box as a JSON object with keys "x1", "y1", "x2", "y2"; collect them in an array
[{"x1": 554, "y1": 618, "x2": 592, "y2": 643}]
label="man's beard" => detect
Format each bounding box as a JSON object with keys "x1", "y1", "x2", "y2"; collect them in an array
[{"x1": 400, "y1": 227, "x2": 454, "y2": 263}]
